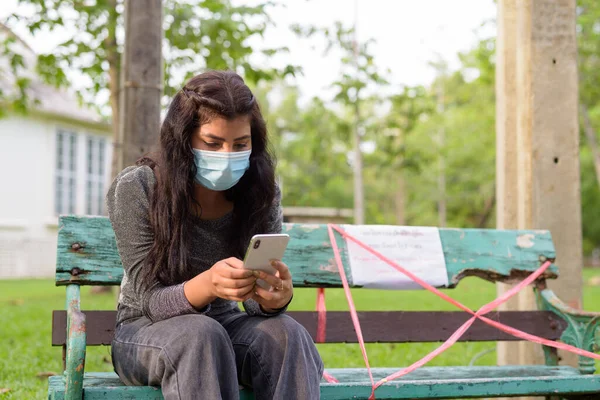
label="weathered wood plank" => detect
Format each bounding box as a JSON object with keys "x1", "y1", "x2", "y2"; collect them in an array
[
  {"x1": 281, "y1": 223, "x2": 351, "y2": 286},
  {"x1": 55, "y1": 216, "x2": 558, "y2": 287},
  {"x1": 52, "y1": 310, "x2": 568, "y2": 346},
  {"x1": 325, "y1": 365, "x2": 584, "y2": 381},
  {"x1": 56, "y1": 216, "x2": 121, "y2": 285},
  {"x1": 318, "y1": 374, "x2": 600, "y2": 399},
  {"x1": 438, "y1": 228, "x2": 556, "y2": 285},
  {"x1": 48, "y1": 367, "x2": 600, "y2": 399}
]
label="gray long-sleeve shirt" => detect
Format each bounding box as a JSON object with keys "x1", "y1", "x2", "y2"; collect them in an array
[{"x1": 106, "y1": 165, "x2": 285, "y2": 325}]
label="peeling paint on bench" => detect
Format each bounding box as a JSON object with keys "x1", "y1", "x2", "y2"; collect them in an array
[{"x1": 55, "y1": 216, "x2": 558, "y2": 288}]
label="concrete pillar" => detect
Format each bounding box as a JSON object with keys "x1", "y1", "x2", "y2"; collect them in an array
[
  {"x1": 496, "y1": 0, "x2": 582, "y2": 375},
  {"x1": 496, "y1": 0, "x2": 521, "y2": 368}
]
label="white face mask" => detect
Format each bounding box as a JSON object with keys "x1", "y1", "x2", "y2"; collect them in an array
[{"x1": 192, "y1": 149, "x2": 251, "y2": 191}]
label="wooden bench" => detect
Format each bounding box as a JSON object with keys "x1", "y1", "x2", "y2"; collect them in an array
[{"x1": 48, "y1": 215, "x2": 600, "y2": 399}]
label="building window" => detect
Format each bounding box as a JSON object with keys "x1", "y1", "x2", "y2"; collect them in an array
[
  {"x1": 86, "y1": 135, "x2": 107, "y2": 215},
  {"x1": 55, "y1": 130, "x2": 77, "y2": 215}
]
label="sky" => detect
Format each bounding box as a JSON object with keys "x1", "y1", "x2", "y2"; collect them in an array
[
  {"x1": 253, "y1": 0, "x2": 497, "y2": 102},
  {"x1": 0, "y1": 0, "x2": 497, "y2": 107}
]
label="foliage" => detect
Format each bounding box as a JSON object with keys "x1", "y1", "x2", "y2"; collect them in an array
[
  {"x1": 256, "y1": 82, "x2": 354, "y2": 208},
  {"x1": 577, "y1": 0, "x2": 600, "y2": 108},
  {"x1": 2, "y1": 1, "x2": 600, "y2": 251},
  {"x1": 274, "y1": 22, "x2": 497, "y2": 229},
  {"x1": 0, "y1": 25, "x2": 34, "y2": 116},
  {"x1": 2, "y1": 0, "x2": 300, "y2": 116},
  {"x1": 577, "y1": 0, "x2": 600, "y2": 253}
]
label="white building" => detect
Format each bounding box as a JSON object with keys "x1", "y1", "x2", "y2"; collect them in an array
[{"x1": 0, "y1": 26, "x2": 112, "y2": 278}]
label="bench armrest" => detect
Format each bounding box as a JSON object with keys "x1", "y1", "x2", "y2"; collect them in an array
[
  {"x1": 537, "y1": 288, "x2": 600, "y2": 374},
  {"x1": 64, "y1": 285, "x2": 86, "y2": 400}
]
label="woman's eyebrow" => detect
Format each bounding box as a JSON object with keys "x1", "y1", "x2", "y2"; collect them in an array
[
  {"x1": 233, "y1": 135, "x2": 251, "y2": 142},
  {"x1": 201, "y1": 133, "x2": 225, "y2": 141},
  {"x1": 200, "y1": 133, "x2": 251, "y2": 142}
]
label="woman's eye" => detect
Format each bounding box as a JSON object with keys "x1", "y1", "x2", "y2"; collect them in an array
[
  {"x1": 235, "y1": 143, "x2": 249, "y2": 149},
  {"x1": 205, "y1": 142, "x2": 220, "y2": 148}
]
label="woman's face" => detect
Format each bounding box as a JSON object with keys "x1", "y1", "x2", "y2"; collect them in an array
[{"x1": 192, "y1": 115, "x2": 252, "y2": 153}]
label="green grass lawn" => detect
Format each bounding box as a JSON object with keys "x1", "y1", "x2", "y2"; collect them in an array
[{"x1": 1, "y1": 270, "x2": 600, "y2": 399}]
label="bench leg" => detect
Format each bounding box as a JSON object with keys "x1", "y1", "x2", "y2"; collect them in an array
[
  {"x1": 542, "y1": 345, "x2": 559, "y2": 367},
  {"x1": 64, "y1": 284, "x2": 86, "y2": 400},
  {"x1": 62, "y1": 344, "x2": 66, "y2": 371}
]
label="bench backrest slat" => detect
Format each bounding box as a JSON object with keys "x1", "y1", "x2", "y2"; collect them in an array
[
  {"x1": 51, "y1": 310, "x2": 567, "y2": 346},
  {"x1": 56, "y1": 216, "x2": 558, "y2": 287}
]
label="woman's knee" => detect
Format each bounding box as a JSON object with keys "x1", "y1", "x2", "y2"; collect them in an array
[
  {"x1": 166, "y1": 314, "x2": 232, "y2": 355},
  {"x1": 245, "y1": 314, "x2": 324, "y2": 395},
  {"x1": 255, "y1": 314, "x2": 316, "y2": 353},
  {"x1": 175, "y1": 314, "x2": 229, "y2": 338}
]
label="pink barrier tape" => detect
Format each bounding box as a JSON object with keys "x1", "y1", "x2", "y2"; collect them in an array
[
  {"x1": 327, "y1": 225, "x2": 376, "y2": 390},
  {"x1": 316, "y1": 287, "x2": 327, "y2": 344},
  {"x1": 322, "y1": 371, "x2": 340, "y2": 384},
  {"x1": 323, "y1": 224, "x2": 600, "y2": 400},
  {"x1": 316, "y1": 285, "x2": 340, "y2": 383}
]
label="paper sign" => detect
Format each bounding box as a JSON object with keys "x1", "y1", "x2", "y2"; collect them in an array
[{"x1": 341, "y1": 225, "x2": 449, "y2": 289}]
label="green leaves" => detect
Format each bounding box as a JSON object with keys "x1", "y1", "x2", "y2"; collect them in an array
[
  {"x1": 162, "y1": 0, "x2": 298, "y2": 96},
  {"x1": 577, "y1": 0, "x2": 600, "y2": 253},
  {"x1": 2, "y1": 0, "x2": 300, "y2": 118},
  {"x1": 264, "y1": 83, "x2": 354, "y2": 208}
]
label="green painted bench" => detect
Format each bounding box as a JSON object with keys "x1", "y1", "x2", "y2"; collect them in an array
[{"x1": 49, "y1": 215, "x2": 600, "y2": 399}]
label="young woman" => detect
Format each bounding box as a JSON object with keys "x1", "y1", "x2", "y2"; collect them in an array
[{"x1": 107, "y1": 70, "x2": 324, "y2": 400}]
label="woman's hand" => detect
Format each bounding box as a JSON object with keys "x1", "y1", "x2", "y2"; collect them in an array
[
  {"x1": 204, "y1": 257, "x2": 257, "y2": 302},
  {"x1": 251, "y1": 260, "x2": 294, "y2": 312}
]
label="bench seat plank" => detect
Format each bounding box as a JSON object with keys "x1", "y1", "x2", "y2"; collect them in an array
[
  {"x1": 56, "y1": 216, "x2": 558, "y2": 288},
  {"x1": 48, "y1": 367, "x2": 600, "y2": 399}
]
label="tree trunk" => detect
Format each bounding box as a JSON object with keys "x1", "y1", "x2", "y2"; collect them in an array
[
  {"x1": 353, "y1": 100, "x2": 364, "y2": 225},
  {"x1": 580, "y1": 103, "x2": 600, "y2": 189},
  {"x1": 352, "y1": 3, "x2": 364, "y2": 225},
  {"x1": 118, "y1": 0, "x2": 163, "y2": 170},
  {"x1": 437, "y1": 78, "x2": 446, "y2": 228},
  {"x1": 107, "y1": 0, "x2": 121, "y2": 181},
  {"x1": 477, "y1": 194, "x2": 496, "y2": 228},
  {"x1": 91, "y1": 0, "x2": 120, "y2": 295},
  {"x1": 108, "y1": 48, "x2": 121, "y2": 181},
  {"x1": 395, "y1": 174, "x2": 406, "y2": 225}
]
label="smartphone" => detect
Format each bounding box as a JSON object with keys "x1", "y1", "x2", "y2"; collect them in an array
[{"x1": 243, "y1": 233, "x2": 290, "y2": 290}]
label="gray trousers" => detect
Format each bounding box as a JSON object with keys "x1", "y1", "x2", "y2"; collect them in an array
[{"x1": 111, "y1": 311, "x2": 324, "y2": 400}]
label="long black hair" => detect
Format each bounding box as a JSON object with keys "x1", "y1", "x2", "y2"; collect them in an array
[{"x1": 137, "y1": 70, "x2": 276, "y2": 288}]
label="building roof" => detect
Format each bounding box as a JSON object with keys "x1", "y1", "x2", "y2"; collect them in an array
[
  {"x1": 28, "y1": 80, "x2": 107, "y2": 125},
  {"x1": 0, "y1": 23, "x2": 109, "y2": 128}
]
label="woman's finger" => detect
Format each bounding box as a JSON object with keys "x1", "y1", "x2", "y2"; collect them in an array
[
  {"x1": 254, "y1": 285, "x2": 277, "y2": 301},
  {"x1": 224, "y1": 286, "x2": 255, "y2": 301},
  {"x1": 219, "y1": 263, "x2": 254, "y2": 279},
  {"x1": 268, "y1": 260, "x2": 292, "y2": 280},
  {"x1": 255, "y1": 271, "x2": 283, "y2": 290},
  {"x1": 224, "y1": 257, "x2": 244, "y2": 269},
  {"x1": 219, "y1": 276, "x2": 256, "y2": 289}
]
